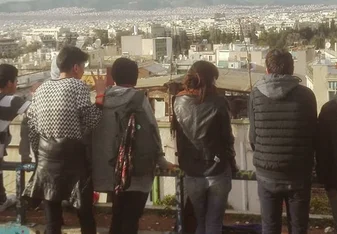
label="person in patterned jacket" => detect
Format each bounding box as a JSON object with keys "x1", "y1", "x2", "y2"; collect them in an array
[{"x1": 23, "y1": 46, "x2": 106, "y2": 234}]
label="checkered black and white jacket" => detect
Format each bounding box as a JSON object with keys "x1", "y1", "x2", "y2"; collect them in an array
[{"x1": 27, "y1": 78, "x2": 102, "y2": 153}]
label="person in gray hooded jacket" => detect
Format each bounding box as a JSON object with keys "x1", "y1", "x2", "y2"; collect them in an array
[
  {"x1": 92, "y1": 57, "x2": 176, "y2": 234},
  {"x1": 249, "y1": 49, "x2": 317, "y2": 234}
]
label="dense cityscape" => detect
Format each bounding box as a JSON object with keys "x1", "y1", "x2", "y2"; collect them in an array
[{"x1": 1, "y1": 2, "x2": 337, "y2": 233}]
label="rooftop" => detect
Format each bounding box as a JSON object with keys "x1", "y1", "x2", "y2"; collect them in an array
[{"x1": 136, "y1": 69, "x2": 264, "y2": 93}]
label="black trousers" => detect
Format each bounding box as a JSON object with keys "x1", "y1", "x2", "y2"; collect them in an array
[
  {"x1": 0, "y1": 158, "x2": 6, "y2": 204},
  {"x1": 110, "y1": 191, "x2": 149, "y2": 234},
  {"x1": 44, "y1": 184, "x2": 96, "y2": 234},
  {"x1": 258, "y1": 180, "x2": 311, "y2": 234}
]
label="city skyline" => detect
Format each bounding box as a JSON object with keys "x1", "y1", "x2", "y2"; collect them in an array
[{"x1": 0, "y1": 0, "x2": 336, "y2": 13}]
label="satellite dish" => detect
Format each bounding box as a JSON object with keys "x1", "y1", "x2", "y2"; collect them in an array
[
  {"x1": 94, "y1": 39, "x2": 102, "y2": 48},
  {"x1": 326, "y1": 42, "x2": 331, "y2": 49}
]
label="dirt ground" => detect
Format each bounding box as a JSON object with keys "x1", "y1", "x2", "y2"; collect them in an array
[{"x1": 0, "y1": 209, "x2": 328, "y2": 234}]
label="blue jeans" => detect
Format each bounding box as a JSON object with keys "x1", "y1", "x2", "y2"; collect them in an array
[
  {"x1": 184, "y1": 173, "x2": 232, "y2": 234},
  {"x1": 258, "y1": 179, "x2": 311, "y2": 234}
]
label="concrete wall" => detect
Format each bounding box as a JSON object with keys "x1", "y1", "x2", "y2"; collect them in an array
[
  {"x1": 142, "y1": 39, "x2": 154, "y2": 56},
  {"x1": 313, "y1": 64, "x2": 329, "y2": 112}
]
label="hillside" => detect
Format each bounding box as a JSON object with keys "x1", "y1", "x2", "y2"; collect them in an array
[{"x1": 0, "y1": 0, "x2": 336, "y2": 12}]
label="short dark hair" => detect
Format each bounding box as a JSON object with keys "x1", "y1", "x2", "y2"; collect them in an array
[
  {"x1": 56, "y1": 46, "x2": 89, "y2": 73},
  {"x1": 111, "y1": 58, "x2": 138, "y2": 86},
  {"x1": 265, "y1": 49, "x2": 294, "y2": 75},
  {"x1": 0, "y1": 64, "x2": 18, "y2": 88}
]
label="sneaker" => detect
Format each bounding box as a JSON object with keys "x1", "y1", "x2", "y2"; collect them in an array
[{"x1": 0, "y1": 194, "x2": 16, "y2": 212}]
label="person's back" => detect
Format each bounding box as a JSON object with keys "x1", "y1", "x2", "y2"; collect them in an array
[
  {"x1": 249, "y1": 49, "x2": 317, "y2": 234},
  {"x1": 316, "y1": 98, "x2": 337, "y2": 230},
  {"x1": 174, "y1": 93, "x2": 235, "y2": 177},
  {"x1": 251, "y1": 76, "x2": 316, "y2": 181},
  {"x1": 92, "y1": 58, "x2": 175, "y2": 234},
  {"x1": 172, "y1": 61, "x2": 236, "y2": 234},
  {"x1": 0, "y1": 64, "x2": 31, "y2": 212},
  {"x1": 23, "y1": 46, "x2": 106, "y2": 234}
]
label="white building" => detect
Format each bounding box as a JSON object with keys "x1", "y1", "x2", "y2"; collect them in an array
[
  {"x1": 121, "y1": 35, "x2": 143, "y2": 56},
  {"x1": 0, "y1": 39, "x2": 19, "y2": 57},
  {"x1": 31, "y1": 27, "x2": 70, "y2": 40}
]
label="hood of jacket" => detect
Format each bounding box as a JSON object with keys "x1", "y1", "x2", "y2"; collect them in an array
[
  {"x1": 50, "y1": 56, "x2": 60, "y2": 80},
  {"x1": 104, "y1": 86, "x2": 137, "y2": 109},
  {"x1": 255, "y1": 74, "x2": 301, "y2": 100}
]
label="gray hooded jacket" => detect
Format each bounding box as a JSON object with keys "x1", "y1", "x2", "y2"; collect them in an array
[
  {"x1": 249, "y1": 74, "x2": 317, "y2": 184},
  {"x1": 91, "y1": 86, "x2": 169, "y2": 193}
]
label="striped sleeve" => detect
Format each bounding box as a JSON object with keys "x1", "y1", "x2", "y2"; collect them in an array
[{"x1": 0, "y1": 96, "x2": 30, "y2": 121}]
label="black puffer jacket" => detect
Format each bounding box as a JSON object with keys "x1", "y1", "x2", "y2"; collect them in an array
[
  {"x1": 249, "y1": 74, "x2": 317, "y2": 182},
  {"x1": 173, "y1": 93, "x2": 235, "y2": 177},
  {"x1": 316, "y1": 99, "x2": 337, "y2": 190}
]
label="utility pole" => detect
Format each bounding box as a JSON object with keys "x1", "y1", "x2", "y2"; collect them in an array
[{"x1": 238, "y1": 18, "x2": 253, "y2": 90}]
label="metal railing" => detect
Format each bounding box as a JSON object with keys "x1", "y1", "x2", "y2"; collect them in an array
[{"x1": 1, "y1": 161, "x2": 321, "y2": 234}]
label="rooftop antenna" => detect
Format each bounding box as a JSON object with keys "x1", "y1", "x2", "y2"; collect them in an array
[{"x1": 238, "y1": 18, "x2": 252, "y2": 90}]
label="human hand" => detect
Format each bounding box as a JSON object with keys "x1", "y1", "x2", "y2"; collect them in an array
[
  {"x1": 166, "y1": 162, "x2": 179, "y2": 171},
  {"x1": 31, "y1": 82, "x2": 42, "y2": 93},
  {"x1": 91, "y1": 69, "x2": 107, "y2": 95}
]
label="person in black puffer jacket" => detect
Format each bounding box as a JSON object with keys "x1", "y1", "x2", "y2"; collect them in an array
[
  {"x1": 249, "y1": 49, "x2": 317, "y2": 234},
  {"x1": 172, "y1": 61, "x2": 237, "y2": 234},
  {"x1": 316, "y1": 97, "x2": 337, "y2": 231}
]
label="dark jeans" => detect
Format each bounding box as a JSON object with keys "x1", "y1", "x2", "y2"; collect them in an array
[
  {"x1": 110, "y1": 191, "x2": 149, "y2": 234},
  {"x1": 44, "y1": 184, "x2": 96, "y2": 234},
  {"x1": 258, "y1": 180, "x2": 311, "y2": 234},
  {"x1": 0, "y1": 158, "x2": 6, "y2": 204}
]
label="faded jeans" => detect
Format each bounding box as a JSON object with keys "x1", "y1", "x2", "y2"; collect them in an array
[{"x1": 184, "y1": 173, "x2": 232, "y2": 234}]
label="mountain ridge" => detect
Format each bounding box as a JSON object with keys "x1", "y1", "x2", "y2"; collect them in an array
[{"x1": 0, "y1": 0, "x2": 336, "y2": 12}]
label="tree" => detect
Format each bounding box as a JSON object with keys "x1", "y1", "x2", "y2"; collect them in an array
[
  {"x1": 116, "y1": 30, "x2": 132, "y2": 46},
  {"x1": 210, "y1": 28, "x2": 222, "y2": 44},
  {"x1": 248, "y1": 31, "x2": 259, "y2": 44},
  {"x1": 93, "y1": 29, "x2": 109, "y2": 45},
  {"x1": 221, "y1": 32, "x2": 234, "y2": 44},
  {"x1": 179, "y1": 31, "x2": 190, "y2": 54},
  {"x1": 311, "y1": 36, "x2": 325, "y2": 49},
  {"x1": 23, "y1": 41, "x2": 42, "y2": 54},
  {"x1": 330, "y1": 38, "x2": 337, "y2": 51},
  {"x1": 299, "y1": 27, "x2": 315, "y2": 42},
  {"x1": 286, "y1": 32, "x2": 301, "y2": 46},
  {"x1": 172, "y1": 35, "x2": 182, "y2": 55},
  {"x1": 200, "y1": 28, "x2": 211, "y2": 42},
  {"x1": 331, "y1": 19, "x2": 336, "y2": 32}
]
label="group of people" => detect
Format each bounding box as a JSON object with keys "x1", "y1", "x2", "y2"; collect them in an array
[{"x1": 0, "y1": 45, "x2": 337, "y2": 234}]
